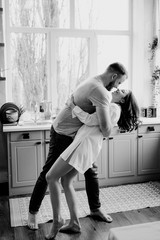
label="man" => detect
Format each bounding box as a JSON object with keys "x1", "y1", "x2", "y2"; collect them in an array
[{"x1": 28, "y1": 62, "x2": 128, "y2": 229}]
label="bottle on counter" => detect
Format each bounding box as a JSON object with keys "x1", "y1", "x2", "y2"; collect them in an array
[
  {"x1": 39, "y1": 104, "x2": 45, "y2": 121},
  {"x1": 44, "y1": 102, "x2": 52, "y2": 120}
]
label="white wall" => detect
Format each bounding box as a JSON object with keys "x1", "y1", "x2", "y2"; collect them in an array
[{"x1": 132, "y1": 0, "x2": 154, "y2": 109}]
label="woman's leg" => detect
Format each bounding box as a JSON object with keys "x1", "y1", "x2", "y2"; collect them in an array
[
  {"x1": 45, "y1": 157, "x2": 76, "y2": 239},
  {"x1": 60, "y1": 169, "x2": 81, "y2": 233}
]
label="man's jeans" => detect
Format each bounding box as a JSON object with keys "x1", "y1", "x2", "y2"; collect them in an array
[{"x1": 29, "y1": 125, "x2": 101, "y2": 214}]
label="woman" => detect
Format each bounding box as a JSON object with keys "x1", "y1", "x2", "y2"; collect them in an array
[{"x1": 45, "y1": 89, "x2": 140, "y2": 239}]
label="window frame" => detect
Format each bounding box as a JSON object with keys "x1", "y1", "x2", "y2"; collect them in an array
[{"x1": 3, "y1": 0, "x2": 133, "y2": 106}]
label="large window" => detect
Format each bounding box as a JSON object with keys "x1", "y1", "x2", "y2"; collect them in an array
[
  {"x1": 75, "y1": 0, "x2": 129, "y2": 30},
  {"x1": 4, "y1": 0, "x2": 132, "y2": 116}
]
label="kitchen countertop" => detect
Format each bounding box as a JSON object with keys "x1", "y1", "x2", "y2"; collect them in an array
[
  {"x1": 3, "y1": 120, "x2": 52, "y2": 132},
  {"x1": 3, "y1": 118, "x2": 160, "y2": 133},
  {"x1": 139, "y1": 117, "x2": 160, "y2": 125}
]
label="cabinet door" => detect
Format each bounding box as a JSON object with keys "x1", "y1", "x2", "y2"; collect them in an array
[
  {"x1": 11, "y1": 140, "x2": 43, "y2": 187},
  {"x1": 108, "y1": 134, "x2": 136, "y2": 178},
  {"x1": 76, "y1": 140, "x2": 108, "y2": 183},
  {"x1": 138, "y1": 133, "x2": 160, "y2": 175}
]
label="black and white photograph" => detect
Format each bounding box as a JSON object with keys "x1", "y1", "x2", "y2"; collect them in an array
[{"x1": 0, "y1": 0, "x2": 160, "y2": 239}]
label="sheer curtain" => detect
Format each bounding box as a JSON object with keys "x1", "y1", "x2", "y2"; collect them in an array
[
  {"x1": 156, "y1": 0, "x2": 160, "y2": 41},
  {"x1": 155, "y1": 0, "x2": 160, "y2": 61},
  {"x1": 151, "y1": 0, "x2": 160, "y2": 114}
]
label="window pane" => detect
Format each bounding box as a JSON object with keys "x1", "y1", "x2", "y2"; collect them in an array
[
  {"x1": 97, "y1": 36, "x2": 129, "y2": 88},
  {"x1": 55, "y1": 37, "x2": 89, "y2": 112},
  {"x1": 11, "y1": 33, "x2": 47, "y2": 111},
  {"x1": 9, "y1": 0, "x2": 69, "y2": 28},
  {"x1": 75, "y1": 0, "x2": 129, "y2": 30}
]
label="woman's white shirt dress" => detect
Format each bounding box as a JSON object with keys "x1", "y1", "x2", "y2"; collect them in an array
[{"x1": 60, "y1": 103, "x2": 121, "y2": 174}]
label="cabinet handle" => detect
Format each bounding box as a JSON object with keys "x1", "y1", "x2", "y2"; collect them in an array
[
  {"x1": 120, "y1": 130, "x2": 126, "y2": 133},
  {"x1": 36, "y1": 141, "x2": 41, "y2": 145},
  {"x1": 147, "y1": 126, "x2": 155, "y2": 131},
  {"x1": 22, "y1": 133, "x2": 30, "y2": 139},
  {"x1": 138, "y1": 135, "x2": 143, "y2": 138},
  {"x1": 109, "y1": 137, "x2": 113, "y2": 140},
  {"x1": 45, "y1": 140, "x2": 50, "y2": 144}
]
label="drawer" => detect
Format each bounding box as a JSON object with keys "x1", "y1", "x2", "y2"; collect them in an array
[
  {"x1": 10, "y1": 131, "x2": 42, "y2": 141},
  {"x1": 111, "y1": 126, "x2": 137, "y2": 136},
  {"x1": 138, "y1": 124, "x2": 160, "y2": 134}
]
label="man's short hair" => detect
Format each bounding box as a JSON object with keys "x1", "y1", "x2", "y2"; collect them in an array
[{"x1": 107, "y1": 62, "x2": 128, "y2": 78}]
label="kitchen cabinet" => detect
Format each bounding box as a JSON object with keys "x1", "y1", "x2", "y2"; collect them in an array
[
  {"x1": 75, "y1": 140, "x2": 107, "y2": 189},
  {"x1": 108, "y1": 127, "x2": 136, "y2": 178},
  {"x1": 138, "y1": 124, "x2": 160, "y2": 175},
  {"x1": 7, "y1": 131, "x2": 44, "y2": 196},
  {"x1": 73, "y1": 127, "x2": 137, "y2": 189},
  {"x1": 4, "y1": 122, "x2": 160, "y2": 196},
  {"x1": 11, "y1": 141, "x2": 42, "y2": 187}
]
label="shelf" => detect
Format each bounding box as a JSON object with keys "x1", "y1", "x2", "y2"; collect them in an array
[{"x1": 0, "y1": 77, "x2": 6, "y2": 81}]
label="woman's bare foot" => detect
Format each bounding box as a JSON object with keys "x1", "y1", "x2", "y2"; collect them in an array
[
  {"x1": 90, "y1": 209, "x2": 113, "y2": 223},
  {"x1": 45, "y1": 218, "x2": 65, "y2": 239},
  {"x1": 27, "y1": 212, "x2": 38, "y2": 230},
  {"x1": 59, "y1": 221, "x2": 81, "y2": 234}
]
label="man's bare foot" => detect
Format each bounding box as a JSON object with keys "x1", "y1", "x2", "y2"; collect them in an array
[
  {"x1": 59, "y1": 222, "x2": 81, "y2": 234},
  {"x1": 45, "y1": 218, "x2": 65, "y2": 239},
  {"x1": 27, "y1": 212, "x2": 38, "y2": 230},
  {"x1": 90, "y1": 209, "x2": 113, "y2": 223}
]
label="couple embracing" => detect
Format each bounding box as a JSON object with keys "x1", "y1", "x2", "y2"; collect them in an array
[{"x1": 28, "y1": 62, "x2": 140, "y2": 239}]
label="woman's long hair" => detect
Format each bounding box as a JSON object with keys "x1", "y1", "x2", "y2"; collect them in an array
[{"x1": 117, "y1": 91, "x2": 140, "y2": 132}]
